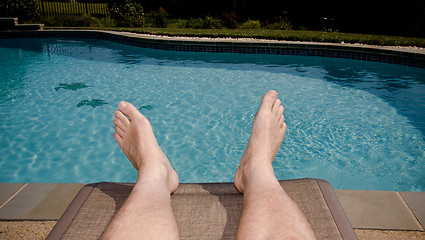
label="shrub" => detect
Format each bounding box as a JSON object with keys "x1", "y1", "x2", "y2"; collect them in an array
[
  {"x1": 110, "y1": 0, "x2": 144, "y2": 27},
  {"x1": 0, "y1": 0, "x2": 40, "y2": 22},
  {"x1": 151, "y1": 7, "x2": 168, "y2": 28},
  {"x1": 298, "y1": 25, "x2": 309, "y2": 31},
  {"x1": 41, "y1": 14, "x2": 100, "y2": 27},
  {"x1": 240, "y1": 20, "x2": 261, "y2": 29},
  {"x1": 99, "y1": 15, "x2": 116, "y2": 27},
  {"x1": 266, "y1": 17, "x2": 292, "y2": 30},
  {"x1": 178, "y1": 17, "x2": 222, "y2": 29},
  {"x1": 177, "y1": 18, "x2": 198, "y2": 28},
  {"x1": 201, "y1": 16, "x2": 222, "y2": 29}
]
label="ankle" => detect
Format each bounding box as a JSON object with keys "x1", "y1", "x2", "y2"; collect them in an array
[
  {"x1": 243, "y1": 158, "x2": 274, "y2": 175},
  {"x1": 136, "y1": 162, "x2": 179, "y2": 194},
  {"x1": 242, "y1": 161, "x2": 276, "y2": 186},
  {"x1": 136, "y1": 163, "x2": 166, "y2": 183}
]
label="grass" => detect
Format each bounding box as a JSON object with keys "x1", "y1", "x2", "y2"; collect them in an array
[{"x1": 46, "y1": 26, "x2": 425, "y2": 48}]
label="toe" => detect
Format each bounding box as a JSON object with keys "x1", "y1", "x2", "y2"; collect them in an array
[
  {"x1": 115, "y1": 125, "x2": 124, "y2": 138},
  {"x1": 278, "y1": 105, "x2": 284, "y2": 117},
  {"x1": 272, "y1": 98, "x2": 282, "y2": 113},
  {"x1": 281, "y1": 121, "x2": 287, "y2": 132},
  {"x1": 113, "y1": 117, "x2": 126, "y2": 130},
  {"x1": 118, "y1": 101, "x2": 140, "y2": 120},
  {"x1": 114, "y1": 110, "x2": 130, "y2": 127},
  {"x1": 114, "y1": 132, "x2": 123, "y2": 146},
  {"x1": 260, "y1": 90, "x2": 278, "y2": 111}
]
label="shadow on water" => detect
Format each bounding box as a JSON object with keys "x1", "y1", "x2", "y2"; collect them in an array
[
  {"x1": 319, "y1": 61, "x2": 425, "y2": 137},
  {"x1": 2, "y1": 37, "x2": 425, "y2": 135}
]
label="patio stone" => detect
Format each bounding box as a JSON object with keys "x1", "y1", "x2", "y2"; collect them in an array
[
  {"x1": 0, "y1": 183, "x2": 26, "y2": 207},
  {"x1": 335, "y1": 190, "x2": 422, "y2": 230},
  {"x1": 0, "y1": 183, "x2": 84, "y2": 220},
  {"x1": 400, "y1": 191, "x2": 425, "y2": 229}
]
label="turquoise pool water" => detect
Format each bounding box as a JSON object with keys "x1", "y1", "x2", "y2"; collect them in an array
[{"x1": 1, "y1": 38, "x2": 425, "y2": 191}]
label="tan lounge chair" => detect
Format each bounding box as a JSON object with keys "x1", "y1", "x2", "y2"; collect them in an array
[{"x1": 46, "y1": 178, "x2": 357, "y2": 240}]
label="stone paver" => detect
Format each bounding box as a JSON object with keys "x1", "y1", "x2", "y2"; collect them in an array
[
  {"x1": 335, "y1": 190, "x2": 422, "y2": 230},
  {"x1": 400, "y1": 191, "x2": 425, "y2": 229},
  {"x1": 0, "y1": 183, "x2": 84, "y2": 220},
  {"x1": 0, "y1": 183, "x2": 25, "y2": 207}
]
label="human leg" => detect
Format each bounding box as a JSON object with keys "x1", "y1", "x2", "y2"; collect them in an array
[
  {"x1": 102, "y1": 101, "x2": 180, "y2": 240},
  {"x1": 234, "y1": 91, "x2": 316, "y2": 240}
]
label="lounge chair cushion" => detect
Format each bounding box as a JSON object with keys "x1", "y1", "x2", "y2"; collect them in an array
[{"x1": 46, "y1": 178, "x2": 357, "y2": 240}]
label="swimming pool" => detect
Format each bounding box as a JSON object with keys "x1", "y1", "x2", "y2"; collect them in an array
[{"x1": 1, "y1": 37, "x2": 425, "y2": 191}]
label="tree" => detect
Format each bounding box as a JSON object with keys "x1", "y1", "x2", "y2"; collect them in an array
[
  {"x1": 110, "y1": 0, "x2": 145, "y2": 27},
  {"x1": 0, "y1": 0, "x2": 40, "y2": 23}
]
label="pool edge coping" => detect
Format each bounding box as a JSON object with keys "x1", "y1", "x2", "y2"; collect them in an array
[{"x1": 1, "y1": 29, "x2": 424, "y2": 68}]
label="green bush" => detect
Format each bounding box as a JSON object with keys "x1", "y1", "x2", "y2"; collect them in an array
[
  {"x1": 0, "y1": 0, "x2": 40, "y2": 22},
  {"x1": 266, "y1": 17, "x2": 292, "y2": 30},
  {"x1": 178, "y1": 18, "x2": 201, "y2": 28},
  {"x1": 99, "y1": 15, "x2": 116, "y2": 27},
  {"x1": 151, "y1": 7, "x2": 168, "y2": 28},
  {"x1": 110, "y1": 0, "x2": 144, "y2": 27},
  {"x1": 41, "y1": 14, "x2": 100, "y2": 27},
  {"x1": 178, "y1": 17, "x2": 222, "y2": 29},
  {"x1": 201, "y1": 16, "x2": 222, "y2": 29},
  {"x1": 298, "y1": 25, "x2": 309, "y2": 31},
  {"x1": 240, "y1": 20, "x2": 261, "y2": 29}
]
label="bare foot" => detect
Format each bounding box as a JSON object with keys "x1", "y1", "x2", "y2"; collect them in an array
[
  {"x1": 234, "y1": 90, "x2": 287, "y2": 193},
  {"x1": 113, "y1": 101, "x2": 179, "y2": 194}
]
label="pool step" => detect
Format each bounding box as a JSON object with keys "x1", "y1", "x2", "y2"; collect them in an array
[{"x1": 0, "y1": 17, "x2": 44, "y2": 31}]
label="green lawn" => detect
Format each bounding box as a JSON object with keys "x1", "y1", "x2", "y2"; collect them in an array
[{"x1": 45, "y1": 27, "x2": 425, "y2": 48}]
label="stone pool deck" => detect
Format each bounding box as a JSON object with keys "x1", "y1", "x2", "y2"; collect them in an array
[{"x1": 0, "y1": 183, "x2": 424, "y2": 239}]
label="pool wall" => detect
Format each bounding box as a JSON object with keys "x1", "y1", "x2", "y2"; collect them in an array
[{"x1": 1, "y1": 30, "x2": 424, "y2": 68}]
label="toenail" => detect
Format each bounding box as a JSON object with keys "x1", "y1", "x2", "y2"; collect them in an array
[
  {"x1": 269, "y1": 91, "x2": 277, "y2": 97},
  {"x1": 119, "y1": 101, "x2": 127, "y2": 109}
]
